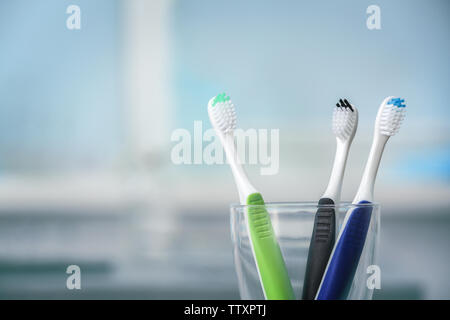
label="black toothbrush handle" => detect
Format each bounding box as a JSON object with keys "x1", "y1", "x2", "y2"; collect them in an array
[{"x1": 302, "y1": 197, "x2": 336, "y2": 300}]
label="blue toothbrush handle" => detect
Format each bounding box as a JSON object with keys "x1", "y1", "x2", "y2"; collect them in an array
[{"x1": 316, "y1": 201, "x2": 372, "y2": 300}]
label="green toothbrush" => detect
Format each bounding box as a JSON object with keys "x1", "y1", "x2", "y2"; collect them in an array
[{"x1": 208, "y1": 93, "x2": 295, "y2": 300}]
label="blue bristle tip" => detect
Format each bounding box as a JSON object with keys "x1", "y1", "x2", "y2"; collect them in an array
[{"x1": 388, "y1": 97, "x2": 406, "y2": 108}]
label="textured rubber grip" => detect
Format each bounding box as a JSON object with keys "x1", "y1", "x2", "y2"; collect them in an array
[
  {"x1": 246, "y1": 193, "x2": 295, "y2": 300},
  {"x1": 302, "y1": 198, "x2": 336, "y2": 300},
  {"x1": 316, "y1": 201, "x2": 372, "y2": 300}
]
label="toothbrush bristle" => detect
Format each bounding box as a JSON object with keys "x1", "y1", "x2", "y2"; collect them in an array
[
  {"x1": 332, "y1": 98, "x2": 357, "y2": 140},
  {"x1": 208, "y1": 93, "x2": 237, "y2": 134},
  {"x1": 379, "y1": 97, "x2": 406, "y2": 136}
]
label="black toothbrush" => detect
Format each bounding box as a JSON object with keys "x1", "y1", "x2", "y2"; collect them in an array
[{"x1": 302, "y1": 99, "x2": 358, "y2": 299}]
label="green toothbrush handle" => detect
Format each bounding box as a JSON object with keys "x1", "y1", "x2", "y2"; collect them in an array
[{"x1": 246, "y1": 193, "x2": 295, "y2": 300}]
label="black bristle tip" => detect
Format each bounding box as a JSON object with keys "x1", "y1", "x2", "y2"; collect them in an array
[
  {"x1": 343, "y1": 99, "x2": 354, "y2": 111},
  {"x1": 337, "y1": 98, "x2": 354, "y2": 111}
]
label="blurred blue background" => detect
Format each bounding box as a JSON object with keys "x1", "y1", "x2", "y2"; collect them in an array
[{"x1": 0, "y1": 0, "x2": 449, "y2": 299}]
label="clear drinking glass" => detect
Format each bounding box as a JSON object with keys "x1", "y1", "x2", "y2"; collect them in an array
[{"x1": 230, "y1": 202, "x2": 380, "y2": 300}]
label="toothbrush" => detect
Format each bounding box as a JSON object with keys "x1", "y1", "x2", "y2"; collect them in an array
[
  {"x1": 208, "y1": 93, "x2": 295, "y2": 300},
  {"x1": 302, "y1": 99, "x2": 358, "y2": 300},
  {"x1": 316, "y1": 96, "x2": 406, "y2": 300}
]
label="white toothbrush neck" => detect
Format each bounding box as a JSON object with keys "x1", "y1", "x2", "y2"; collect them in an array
[
  {"x1": 353, "y1": 134, "x2": 389, "y2": 203},
  {"x1": 322, "y1": 140, "x2": 351, "y2": 202},
  {"x1": 221, "y1": 132, "x2": 258, "y2": 204}
]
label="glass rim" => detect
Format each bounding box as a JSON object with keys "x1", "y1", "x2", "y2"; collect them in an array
[{"x1": 230, "y1": 201, "x2": 380, "y2": 210}]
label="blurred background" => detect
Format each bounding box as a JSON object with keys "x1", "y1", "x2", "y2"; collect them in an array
[{"x1": 0, "y1": 0, "x2": 449, "y2": 299}]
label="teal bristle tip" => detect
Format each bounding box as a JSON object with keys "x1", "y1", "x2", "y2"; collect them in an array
[{"x1": 212, "y1": 92, "x2": 230, "y2": 107}]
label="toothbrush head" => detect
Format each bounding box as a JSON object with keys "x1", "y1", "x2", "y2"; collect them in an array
[
  {"x1": 208, "y1": 93, "x2": 237, "y2": 135},
  {"x1": 332, "y1": 98, "x2": 358, "y2": 142},
  {"x1": 376, "y1": 97, "x2": 406, "y2": 136}
]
